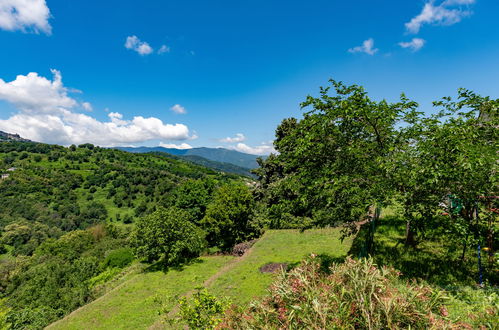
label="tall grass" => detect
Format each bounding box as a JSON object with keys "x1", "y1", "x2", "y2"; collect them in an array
[{"x1": 221, "y1": 257, "x2": 458, "y2": 329}]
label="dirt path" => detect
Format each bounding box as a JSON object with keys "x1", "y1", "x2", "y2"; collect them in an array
[{"x1": 148, "y1": 233, "x2": 265, "y2": 330}]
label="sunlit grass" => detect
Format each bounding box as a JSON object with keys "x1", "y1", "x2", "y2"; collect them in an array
[
  {"x1": 209, "y1": 228, "x2": 353, "y2": 305},
  {"x1": 48, "y1": 256, "x2": 234, "y2": 330}
]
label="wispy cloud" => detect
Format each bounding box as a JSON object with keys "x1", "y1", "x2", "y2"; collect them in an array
[
  {"x1": 125, "y1": 36, "x2": 154, "y2": 55},
  {"x1": 348, "y1": 38, "x2": 378, "y2": 55},
  {"x1": 405, "y1": 0, "x2": 475, "y2": 34},
  {"x1": 158, "y1": 45, "x2": 170, "y2": 54},
  {"x1": 399, "y1": 38, "x2": 426, "y2": 52},
  {"x1": 219, "y1": 133, "x2": 246, "y2": 143},
  {"x1": 0, "y1": 0, "x2": 51, "y2": 34},
  {"x1": 81, "y1": 102, "x2": 93, "y2": 111},
  {"x1": 170, "y1": 104, "x2": 187, "y2": 114}
]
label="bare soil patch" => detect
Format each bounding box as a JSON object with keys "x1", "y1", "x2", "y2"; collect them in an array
[{"x1": 259, "y1": 263, "x2": 287, "y2": 274}]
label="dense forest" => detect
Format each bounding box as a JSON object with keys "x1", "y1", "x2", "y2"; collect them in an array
[{"x1": 0, "y1": 80, "x2": 497, "y2": 329}]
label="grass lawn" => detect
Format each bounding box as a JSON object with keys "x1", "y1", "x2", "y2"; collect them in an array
[
  {"x1": 209, "y1": 228, "x2": 353, "y2": 305},
  {"x1": 48, "y1": 256, "x2": 234, "y2": 330}
]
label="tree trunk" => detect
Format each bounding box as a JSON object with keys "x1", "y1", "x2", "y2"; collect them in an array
[
  {"x1": 405, "y1": 220, "x2": 416, "y2": 246},
  {"x1": 461, "y1": 234, "x2": 468, "y2": 261}
]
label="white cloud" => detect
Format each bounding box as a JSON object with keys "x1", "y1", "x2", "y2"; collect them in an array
[
  {"x1": 231, "y1": 142, "x2": 275, "y2": 156},
  {"x1": 219, "y1": 133, "x2": 246, "y2": 143},
  {"x1": 81, "y1": 102, "x2": 93, "y2": 111},
  {"x1": 399, "y1": 38, "x2": 426, "y2": 52},
  {"x1": 0, "y1": 0, "x2": 51, "y2": 34},
  {"x1": 125, "y1": 35, "x2": 154, "y2": 55},
  {"x1": 159, "y1": 142, "x2": 192, "y2": 149},
  {"x1": 0, "y1": 70, "x2": 193, "y2": 146},
  {"x1": 170, "y1": 104, "x2": 186, "y2": 114},
  {"x1": 0, "y1": 70, "x2": 76, "y2": 114},
  {"x1": 158, "y1": 45, "x2": 170, "y2": 54},
  {"x1": 348, "y1": 38, "x2": 378, "y2": 55},
  {"x1": 405, "y1": 0, "x2": 475, "y2": 34}
]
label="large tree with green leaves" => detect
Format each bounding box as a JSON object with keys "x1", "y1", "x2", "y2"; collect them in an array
[
  {"x1": 132, "y1": 207, "x2": 206, "y2": 264},
  {"x1": 202, "y1": 183, "x2": 256, "y2": 250},
  {"x1": 255, "y1": 79, "x2": 419, "y2": 233}
]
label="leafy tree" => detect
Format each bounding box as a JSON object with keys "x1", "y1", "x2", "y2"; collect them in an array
[
  {"x1": 202, "y1": 183, "x2": 256, "y2": 250},
  {"x1": 173, "y1": 179, "x2": 213, "y2": 223},
  {"x1": 132, "y1": 207, "x2": 206, "y2": 264},
  {"x1": 255, "y1": 79, "x2": 418, "y2": 233}
]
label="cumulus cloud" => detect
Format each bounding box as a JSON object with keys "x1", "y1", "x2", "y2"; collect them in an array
[
  {"x1": 230, "y1": 142, "x2": 275, "y2": 156},
  {"x1": 348, "y1": 38, "x2": 378, "y2": 55},
  {"x1": 125, "y1": 35, "x2": 154, "y2": 55},
  {"x1": 405, "y1": 0, "x2": 475, "y2": 34},
  {"x1": 0, "y1": 70, "x2": 193, "y2": 146},
  {"x1": 219, "y1": 133, "x2": 246, "y2": 143},
  {"x1": 158, "y1": 45, "x2": 170, "y2": 54},
  {"x1": 0, "y1": 70, "x2": 76, "y2": 113},
  {"x1": 170, "y1": 104, "x2": 186, "y2": 114},
  {"x1": 399, "y1": 38, "x2": 426, "y2": 52},
  {"x1": 0, "y1": 0, "x2": 51, "y2": 34},
  {"x1": 159, "y1": 142, "x2": 192, "y2": 149}
]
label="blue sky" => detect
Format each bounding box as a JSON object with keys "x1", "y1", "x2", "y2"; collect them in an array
[{"x1": 0, "y1": 0, "x2": 497, "y2": 154}]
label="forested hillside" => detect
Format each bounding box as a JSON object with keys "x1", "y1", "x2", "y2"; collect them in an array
[{"x1": 0, "y1": 141, "x2": 256, "y2": 329}]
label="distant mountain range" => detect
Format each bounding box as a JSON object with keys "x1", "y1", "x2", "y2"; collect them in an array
[{"x1": 115, "y1": 146, "x2": 263, "y2": 170}]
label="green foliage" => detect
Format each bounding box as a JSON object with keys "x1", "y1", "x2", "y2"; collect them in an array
[
  {"x1": 0, "y1": 298, "x2": 10, "y2": 330},
  {"x1": 255, "y1": 80, "x2": 419, "y2": 230},
  {"x1": 35, "y1": 230, "x2": 95, "y2": 260},
  {"x1": 7, "y1": 307, "x2": 63, "y2": 330},
  {"x1": 101, "y1": 247, "x2": 134, "y2": 269},
  {"x1": 172, "y1": 179, "x2": 214, "y2": 223},
  {"x1": 202, "y1": 183, "x2": 257, "y2": 250},
  {"x1": 132, "y1": 207, "x2": 206, "y2": 264},
  {"x1": 175, "y1": 288, "x2": 230, "y2": 329},
  {"x1": 221, "y1": 257, "x2": 453, "y2": 329},
  {"x1": 0, "y1": 221, "x2": 61, "y2": 256},
  {"x1": 87, "y1": 267, "x2": 122, "y2": 289}
]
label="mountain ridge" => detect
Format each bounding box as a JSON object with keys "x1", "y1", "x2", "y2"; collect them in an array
[{"x1": 115, "y1": 146, "x2": 264, "y2": 169}]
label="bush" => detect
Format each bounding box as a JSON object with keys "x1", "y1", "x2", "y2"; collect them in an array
[
  {"x1": 174, "y1": 289, "x2": 230, "y2": 329},
  {"x1": 87, "y1": 267, "x2": 122, "y2": 288},
  {"x1": 7, "y1": 307, "x2": 63, "y2": 330},
  {"x1": 221, "y1": 257, "x2": 454, "y2": 329},
  {"x1": 102, "y1": 247, "x2": 134, "y2": 269},
  {"x1": 132, "y1": 207, "x2": 206, "y2": 264}
]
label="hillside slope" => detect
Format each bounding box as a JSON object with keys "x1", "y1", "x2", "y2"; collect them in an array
[{"x1": 48, "y1": 228, "x2": 352, "y2": 329}]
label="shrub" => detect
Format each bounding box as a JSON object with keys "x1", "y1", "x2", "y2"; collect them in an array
[
  {"x1": 102, "y1": 247, "x2": 134, "y2": 269},
  {"x1": 221, "y1": 257, "x2": 453, "y2": 329},
  {"x1": 174, "y1": 289, "x2": 230, "y2": 329},
  {"x1": 87, "y1": 267, "x2": 122, "y2": 288},
  {"x1": 132, "y1": 207, "x2": 206, "y2": 264}
]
